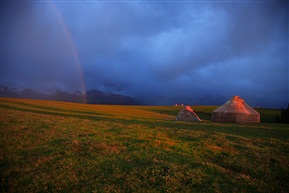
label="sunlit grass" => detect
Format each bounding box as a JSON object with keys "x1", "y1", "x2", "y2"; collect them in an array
[{"x1": 1, "y1": 98, "x2": 288, "y2": 192}]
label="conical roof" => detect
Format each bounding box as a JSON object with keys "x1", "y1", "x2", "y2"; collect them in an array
[
  {"x1": 211, "y1": 96, "x2": 260, "y2": 124},
  {"x1": 176, "y1": 106, "x2": 201, "y2": 122}
]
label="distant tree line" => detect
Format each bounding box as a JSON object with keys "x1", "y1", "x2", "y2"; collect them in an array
[{"x1": 275, "y1": 104, "x2": 289, "y2": 124}]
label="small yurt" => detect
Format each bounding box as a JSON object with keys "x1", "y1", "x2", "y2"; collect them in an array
[
  {"x1": 211, "y1": 96, "x2": 260, "y2": 124},
  {"x1": 176, "y1": 106, "x2": 201, "y2": 122}
]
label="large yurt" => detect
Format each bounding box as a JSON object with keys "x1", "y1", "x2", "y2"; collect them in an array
[
  {"x1": 211, "y1": 96, "x2": 260, "y2": 124},
  {"x1": 176, "y1": 106, "x2": 201, "y2": 122}
]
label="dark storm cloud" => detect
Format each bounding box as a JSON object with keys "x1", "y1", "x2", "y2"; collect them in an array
[
  {"x1": 1, "y1": 1, "x2": 83, "y2": 91},
  {"x1": 1, "y1": 1, "x2": 288, "y2": 107}
]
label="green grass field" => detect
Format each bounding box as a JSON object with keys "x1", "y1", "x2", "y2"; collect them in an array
[{"x1": 1, "y1": 98, "x2": 288, "y2": 192}]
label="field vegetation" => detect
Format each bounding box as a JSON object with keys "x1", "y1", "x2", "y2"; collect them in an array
[{"x1": 1, "y1": 98, "x2": 288, "y2": 192}]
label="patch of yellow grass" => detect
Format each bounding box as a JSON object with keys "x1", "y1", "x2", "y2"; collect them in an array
[{"x1": 0, "y1": 98, "x2": 174, "y2": 120}]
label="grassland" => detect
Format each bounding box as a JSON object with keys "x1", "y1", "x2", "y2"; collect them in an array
[{"x1": 1, "y1": 98, "x2": 288, "y2": 192}]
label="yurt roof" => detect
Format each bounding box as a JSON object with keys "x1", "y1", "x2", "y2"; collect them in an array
[
  {"x1": 176, "y1": 105, "x2": 201, "y2": 122},
  {"x1": 213, "y1": 96, "x2": 259, "y2": 115}
]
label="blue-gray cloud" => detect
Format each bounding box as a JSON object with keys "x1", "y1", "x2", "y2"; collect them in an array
[{"x1": 1, "y1": 1, "x2": 288, "y2": 107}]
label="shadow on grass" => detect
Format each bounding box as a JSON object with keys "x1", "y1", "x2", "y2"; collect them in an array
[{"x1": 2, "y1": 103, "x2": 289, "y2": 140}]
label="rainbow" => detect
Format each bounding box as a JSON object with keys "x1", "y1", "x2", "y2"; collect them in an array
[{"x1": 48, "y1": 1, "x2": 87, "y2": 103}]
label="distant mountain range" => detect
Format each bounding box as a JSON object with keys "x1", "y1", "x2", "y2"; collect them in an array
[{"x1": 0, "y1": 86, "x2": 142, "y2": 105}]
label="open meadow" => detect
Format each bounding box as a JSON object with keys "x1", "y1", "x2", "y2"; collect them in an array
[{"x1": 1, "y1": 98, "x2": 289, "y2": 192}]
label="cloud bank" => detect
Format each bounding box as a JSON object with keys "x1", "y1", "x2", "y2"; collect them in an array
[{"x1": 1, "y1": 1, "x2": 288, "y2": 107}]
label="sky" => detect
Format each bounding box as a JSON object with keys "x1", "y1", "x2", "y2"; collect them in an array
[{"x1": 1, "y1": 0, "x2": 288, "y2": 108}]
